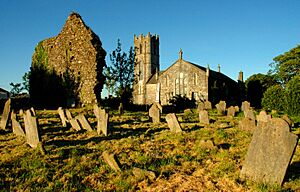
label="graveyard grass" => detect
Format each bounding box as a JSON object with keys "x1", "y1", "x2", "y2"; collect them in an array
[{"x1": 0, "y1": 108, "x2": 300, "y2": 191}]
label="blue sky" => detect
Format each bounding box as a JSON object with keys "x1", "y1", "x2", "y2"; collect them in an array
[{"x1": 1, "y1": 0, "x2": 300, "y2": 95}]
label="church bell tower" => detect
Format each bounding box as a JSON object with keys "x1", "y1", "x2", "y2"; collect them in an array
[{"x1": 133, "y1": 32, "x2": 159, "y2": 104}]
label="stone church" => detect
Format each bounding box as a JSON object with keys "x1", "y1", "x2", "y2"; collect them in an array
[{"x1": 132, "y1": 33, "x2": 243, "y2": 106}]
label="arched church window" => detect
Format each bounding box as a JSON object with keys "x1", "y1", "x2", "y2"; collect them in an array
[{"x1": 175, "y1": 78, "x2": 179, "y2": 95}]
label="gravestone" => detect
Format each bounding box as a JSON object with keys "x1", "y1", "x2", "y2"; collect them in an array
[
  {"x1": 102, "y1": 151, "x2": 121, "y2": 172},
  {"x1": 149, "y1": 104, "x2": 160, "y2": 123},
  {"x1": 11, "y1": 110, "x2": 25, "y2": 137},
  {"x1": 241, "y1": 101, "x2": 250, "y2": 112},
  {"x1": 76, "y1": 114, "x2": 93, "y2": 131},
  {"x1": 30, "y1": 107, "x2": 36, "y2": 116},
  {"x1": 165, "y1": 113, "x2": 182, "y2": 133},
  {"x1": 199, "y1": 110, "x2": 209, "y2": 125},
  {"x1": 227, "y1": 106, "x2": 236, "y2": 117},
  {"x1": 155, "y1": 102, "x2": 163, "y2": 112},
  {"x1": 23, "y1": 109, "x2": 41, "y2": 148},
  {"x1": 198, "y1": 102, "x2": 205, "y2": 111},
  {"x1": 282, "y1": 114, "x2": 293, "y2": 127},
  {"x1": 216, "y1": 100, "x2": 226, "y2": 115},
  {"x1": 93, "y1": 104, "x2": 100, "y2": 119},
  {"x1": 0, "y1": 98, "x2": 11, "y2": 130},
  {"x1": 240, "y1": 118, "x2": 298, "y2": 185},
  {"x1": 204, "y1": 101, "x2": 212, "y2": 110},
  {"x1": 57, "y1": 107, "x2": 68, "y2": 127},
  {"x1": 244, "y1": 109, "x2": 255, "y2": 121},
  {"x1": 256, "y1": 110, "x2": 271, "y2": 126},
  {"x1": 65, "y1": 109, "x2": 73, "y2": 120},
  {"x1": 69, "y1": 119, "x2": 81, "y2": 131},
  {"x1": 234, "y1": 106, "x2": 240, "y2": 112},
  {"x1": 118, "y1": 103, "x2": 124, "y2": 115},
  {"x1": 238, "y1": 118, "x2": 256, "y2": 133},
  {"x1": 96, "y1": 107, "x2": 109, "y2": 136}
]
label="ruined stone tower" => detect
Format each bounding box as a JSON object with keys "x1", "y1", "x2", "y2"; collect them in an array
[
  {"x1": 31, "y1": 12, "x2": 106, "y2": 107},
  {"x1": 133, "y1": 33, "x2": 159, "y2": 104}
]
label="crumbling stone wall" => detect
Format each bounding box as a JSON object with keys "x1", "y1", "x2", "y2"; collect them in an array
[{"x1": 32, "y1": 12, "x2": 106, "y2": 106}]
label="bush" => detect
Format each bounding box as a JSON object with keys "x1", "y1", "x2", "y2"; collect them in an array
[
  {"x1": 286, "y1": 75, "x2": 300, "y2": 116},
  {"x1": 169, "y1": 95, "x2": 196, "y2": 112},
  {"x1": 262, "y1": 85, "x2": 286, "y2": 112}
]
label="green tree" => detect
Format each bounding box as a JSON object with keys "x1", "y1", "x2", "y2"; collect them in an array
[
  {"x1": 286, "y1": 75, "x2": 300, "y2": 116},
  {"x1": 104, "y1": 39, "x2": 134, "y2": 106},
  {"x1": 245, "y1": 73, "x2": 278, "y2": 108},
  {"x1": 270, "y1": 45, "x2": 300, "y2": 85},
  {"x1": 9, "y1": 82, "x2": 24, "y2": 96},
  {"x1": 261, "y1": 85, "x2": 286, "y2": 112}
]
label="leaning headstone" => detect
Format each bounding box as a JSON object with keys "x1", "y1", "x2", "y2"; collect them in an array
[
  {"x1": 256, "y1": 110, "x2": 271, "y2": 126},
  {"x1": 118, "y1": 103, "x2": 124, "y2": 115},
  {"x1": 238, "y1": 118, "x2": 256, "y2": 133},
  {"x1": 102, "y1": 151, "x2": 121, "y2": 172},
  {"x1": 96, "y1": 107, "x2": 109, "y2": 136},
  {"x1": 204, "y1": 101, "x2": 212, "y2": 110},
  {"x1": 0, "y1": 98, "x2": 11, "y2": 130},
  {"x1": 76, "y1": 114, "x2": 93, "y2": 132},
  {"x1": 199, "y1": 110, "x2": 209, "y2": 125},
  {"x1": 65, "y1": 109, "x2": 73, "y2": 121},
  {"x1": 11, "y1": 110, "x2": 25, "y2": 137},
  {"x1": 155, "y1": 102, "x2": 163, "y2": 113},
  {"x1": 241, "y1": 101, "x2": 250, "y2": 112},
  {"x1": 93, "y1": 104, "x2": 100, "y2": 119},
  {"x1": 244, "y1": 109, "x2": 255, "y2": 121},
  {"x1": 57, "y1": 107, "x2": 68, "y2": 127},
  {"x1": 23, "y1": 109, "x2": 41, "y2": 148},
  {"x1": 69, "y1": 119, "x2": 81, "y2": 131},
  {"x1": 198, "y1": 102, "x2": 205, "y2": 111},
  {"x1": 30, "y1": 107, "x2": 36, "y2": 116},
  {"x1": 227, "y1": 106, "x2": 236, "y2": 117},
  {"x1": 165, "y1": 113, "x2": 182, "y2": 133},
  {"x1": 149, "y1": 104, "x2": 160, "y2": 123},
  {"x1": 240, "y1": 118, "x2": 298, "y2": 185},
  {"x1": 216, "y1": 100, "x2": 226, "y2": 115}
]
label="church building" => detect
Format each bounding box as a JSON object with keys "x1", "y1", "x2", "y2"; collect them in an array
[{"x1": 132, "y1": 33, "x2": 243, "y2": 106}]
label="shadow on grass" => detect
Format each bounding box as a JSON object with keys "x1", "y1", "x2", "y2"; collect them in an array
[{"x1": 284, "y1": 160, "x2": 300, "y2": 182}]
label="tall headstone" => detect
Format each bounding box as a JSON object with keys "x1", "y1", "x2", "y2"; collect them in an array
[
  {"x1": 199, "y1": 110, "x2": 209, "y2": 125},
  {"x1": 11, "y1": 110, "x2": 25, "y2": 137},
  {"x1": 0, "y1": 98, "x2": 11, "y2": 130},
  {"x1": 244, "y1": 109, "x2": 255, "y2": 121},
  {"x1": 241, "y1": 101, "x2": 250, "y2": 112},
  {"x1": 165, "y1": 113, "x2": 182, "y2": 133},
  {"x1": 95, "y1": 107, "x2": 109, "y2": 136},
  {"x1": 76, "y1": 114, "x2": 93, "y2": 131},
  {"x1": 57, "y1": 107, "x2": 68, "y2": 127},
  {"x1": 65, "y1": 109, "x2": 73, "y2": 121},
  {"x1": 227, "y1": 106, "x2": 236, "y2": 117},
  {"x1": 69, "y1": 119, "x2": 81, "y2": 131},
  {"x1": 240, "y1": 118, "x2": 298, "y2": 185},
  {"x1": 216, "y1": 100, "x2": 226, "y2": 115},
  {"x1": 23, "y1": 109, "x2": 41, "y2": 148},
  {"x1": 149, "y1": 104, "x2": 160, "y2": 123},
  {"x1": 118, "y1": 103, "x2": 124, "y2": 115}
]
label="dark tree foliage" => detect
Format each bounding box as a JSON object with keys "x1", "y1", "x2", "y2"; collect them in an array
[
  {"x1": 169, "y1": 95, "x2": 196, "y2": 112},
  {"x1": 261, "y1": 85, "x2": 286, "y2": 112},
  {"x1": 270, "y1": 45, "x2": 300, "y2": 85},
  {"x1": 104, "y1": 39, "x2": 134, "y2": 107},
  {"x1": 245, "y1": 73, "x2": 278, "y2": 108},
  {"x1": 286, "y1": 75, "x2": 300, "y2": 116},
  {"x1": 9, "y1": 83, "x2": 24, "y2": 96}
]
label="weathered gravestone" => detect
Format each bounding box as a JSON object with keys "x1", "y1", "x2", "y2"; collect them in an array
[
  {"x1": 76, "y1": 114, "x2": 93, "y2": 132},
  {"x1": 165, "y1": 113, "x2": 182, "y2": 133},
  {"x1": 240, "y1": 118, "x2": 298, "y2": 185},
  {"x1": 198, "y1": 102, "x2": 205, "y2": 111},
  {"x1": 227, "y1": 106, "x2": 236, "y2": 117},
  {"x1": 241, "y1": 101, "x2": 250, "y2": 112},
  {"x1": 102, "y1": 151, "x2": 121, "y2": 172},
  {"x1": 65, "y1": 109, "x2": 73, "y2": 121},
  {"x1": 256, "y1": 110, "x2": 271, "y2": 127},
  {"x1": 118, "y1": 103, "x2": 124, "y2": 115},
  {"x1": 204, "y1": 101, "x2": 212, "y2": 110},
  {"x1": 215, "y1": 100, "x2": 226, "y2": 115},
  {"x1": 19, "y1": 109, "x2": 24, "y2": 116},
  {"x1": 244, "y1": 109, "x2": 255, "y2": 121},
  {"x1": 238, "y1": 118, "x2": 256, "y2": 133},
  {"x1": 199, "y1": 110, "x2": 209, "y2": 125},
  {"x1": 149, "y1": 104, "x2": 160, "y2": 123},
  {"x1": 69, "y1": 119, "x2": 81, "y2": 131},
  {"x1": 11, "y1": 110, "x2": 25, "y2": 137},
  {"x1": 23, "y1": 109, "x2": 41, "y2": 148},
  {"x1": 155, "y1": 102, "x2": 163, "y2": 113},
  {"x1": 94, "y1": 105, "x2": 109, "y2": 136},
  {"x1": 234, "y1": 106, "x2": 240, "y2": 112},
  {"x1": 0, "y1": 98, "x2": 11, "y2": 130},
  {"x1": 30, "y1": 107, "x2": 36, "y2": 116},
  {"x1": 57, "y1": 107, "x2": 68, "y2": 127}
]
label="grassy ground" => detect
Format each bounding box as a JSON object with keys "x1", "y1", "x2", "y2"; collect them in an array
[{"x1": 0, "y1": 108, "x2": 299, "y2": 191}]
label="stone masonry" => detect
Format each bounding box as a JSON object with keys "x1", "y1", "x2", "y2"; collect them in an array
[{"x1": 32, "y1": 12, "x2": 106, "y2": 105}]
